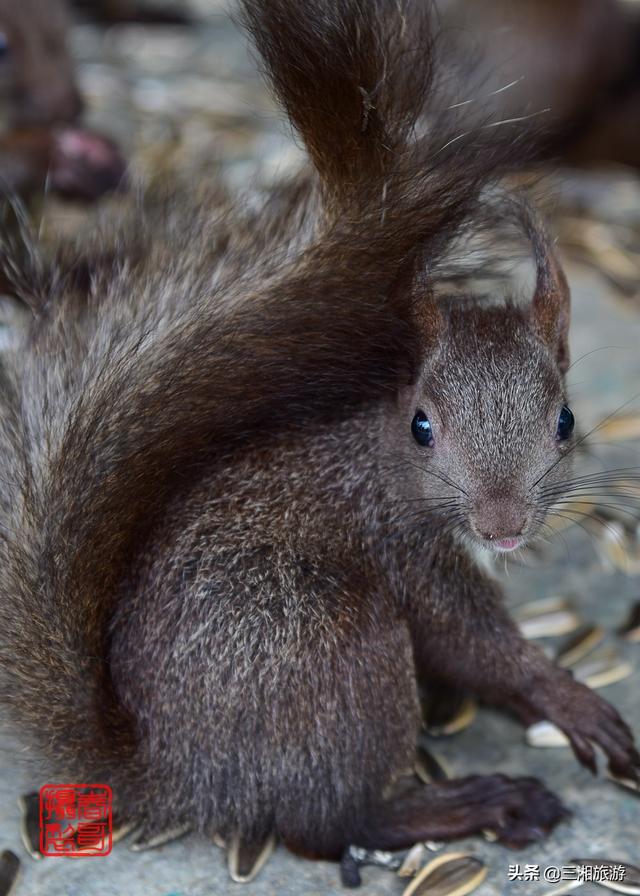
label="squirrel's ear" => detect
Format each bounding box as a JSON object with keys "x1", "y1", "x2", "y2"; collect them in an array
[
  {"x1": 413, "y1": 286, "x2": 445, "y2": 355},
  {"x1": 389, "y1": 252, "x2": 444, "y2": 384},
  {"x1": 521, "y1": 205, "x2": 571, "y2": 374},
  {"x1": 530, "y1": 244, "x2": 570, "y2": 374},
  {"x1": 403, "y1": 254, "x2": 444, "y2": 353}
]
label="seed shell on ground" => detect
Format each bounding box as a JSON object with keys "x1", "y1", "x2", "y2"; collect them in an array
[
  {"x1": 401, "y1": 852, "x2": 487, "y2": 896},
  {"x1": 570, "y1": 858, "x2": 640, "y2": 895},
  {"x1": 227, "y1": 830, "x2": 277, "y2": 884},
  {"x1": 571, "y1": 646, "x2": 634, "y2": 689},
  {"x1": 414, "y1": 745, "x2": 451, "y2": 783},
  {"x1": 420, "y1": 687, "x2": 466, "y2": 730},
  {"x1": 514, "y1": 596, "x2": 581, "y2": 639},
  {"x1": 556, "y1": 625, "x2": 606, "y2": 668},
  {"x1": 17, "y1": 792, "x2": 41, "y2": 860},
  {"x1": 514, "y1": 596, "x2": 574, "y2": 618},
  {"x1": 425, "y1": 699, "x2": 477, "y2": 737},
  {"x1": 526, "y1": 720, "x2": 571, "y2": 748},
  {"x1": 589, "y1": 518, "x2": 640, "y2": 574},
  {"x1": 618, "y1": 601, "x2": 640, "y2": 642},
  {"x1": 518, "y1": 610, "x2": 582, "y2": 640},
  {"x1": 0, "y1": 851, "x2": 20, "y2": 896},
  {"x1": 398, "y1": 843, "x2": 427, "y2": 878}
]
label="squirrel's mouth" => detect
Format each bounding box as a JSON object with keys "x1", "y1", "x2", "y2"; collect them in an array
[
  {"x1": 470, "y1": 530, "x2": 526, "y2": 553},
  {"x1": 489, "y1": 536, "x2": 523, "y2": 553}
]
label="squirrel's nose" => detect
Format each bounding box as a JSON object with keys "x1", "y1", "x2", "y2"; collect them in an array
[{"x1": 471, "y1": 500, "x2": 527, "y2": 543}]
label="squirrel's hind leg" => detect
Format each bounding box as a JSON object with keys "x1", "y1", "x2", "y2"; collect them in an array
[
  {"x1": 354, "y1": 774, "x2": 568, "y2": 852},
  {"x1": 332, "y1": 772, "x2": 569, "y2": 889}
]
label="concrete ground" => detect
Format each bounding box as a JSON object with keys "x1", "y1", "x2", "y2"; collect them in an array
[{"x1": 0, "y1": 6, "x2": 638, "y2": 896}]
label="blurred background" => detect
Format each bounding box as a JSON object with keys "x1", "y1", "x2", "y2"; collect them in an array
[{"x1": 0, "y1": 1, "x2": 639, "y2": 894}]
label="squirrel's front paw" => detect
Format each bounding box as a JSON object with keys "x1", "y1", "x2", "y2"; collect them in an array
[{"x1": 532, "y1": 672, "x2": 640, "y2": 780}]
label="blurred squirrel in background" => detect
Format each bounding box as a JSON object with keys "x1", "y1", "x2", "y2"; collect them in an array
[
  {"x1": 0, "y1": 0, "x2": 124, "y2": 199},
  {"x1": 2, "y1": 0, "x2": 640, "y2": 203},
  {"x1": 440, "y1": 0, "x2": 640, "y2": 167},
  {"x1": 0, "y1": 0, "x2": 638, "y2": 888}
]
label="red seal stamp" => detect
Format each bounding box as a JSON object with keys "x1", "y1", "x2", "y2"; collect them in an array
[{"x1": 39, "y1": 784, "x2": 113, "y2": 857}]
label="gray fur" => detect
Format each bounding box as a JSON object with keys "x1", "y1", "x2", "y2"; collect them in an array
[{"x1": 0, "y1": 0, "x2": 636, "y2": 866}]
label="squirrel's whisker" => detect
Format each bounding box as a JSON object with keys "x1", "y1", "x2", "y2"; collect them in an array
[{"x1": 531, "y1": 395, "x2": 640, "y2": 492}]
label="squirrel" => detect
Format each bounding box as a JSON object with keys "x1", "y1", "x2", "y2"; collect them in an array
[
  {"x1": 0, "y1": 0, "x2": 637, "y2": 884},
  {"x1": 0, "y1": 0, "x2": 125, "y2": 199},
  {"x1": 0, "y1": 0, "x2": 80, "y2": 128},
  {"x1": 438, "y1": 0, "x2": 640, "y2": 167}
]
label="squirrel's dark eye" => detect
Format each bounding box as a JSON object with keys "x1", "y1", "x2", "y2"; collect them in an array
[
  {"x1": 556, "y1": 405, "x2": 574, "y2": 441},
  {"x1": 412, "y1": 410, "x2": 434, "y2": 447}
]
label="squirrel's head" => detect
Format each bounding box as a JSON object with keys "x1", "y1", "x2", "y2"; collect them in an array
[
  {"x1": 0, "y1": 0, "x2": 82, "y2": 127},
  {"x1": 395, "y1": 221, "x2": 573, "y2": 554}
]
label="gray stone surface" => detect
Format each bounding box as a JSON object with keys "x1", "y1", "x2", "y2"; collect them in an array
[{"x1": 0, "y1": 7, "x2": 639, "y2": 896}]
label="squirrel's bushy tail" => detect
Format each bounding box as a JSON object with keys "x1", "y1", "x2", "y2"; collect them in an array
[
  {"x1": 0, "y1": 0, "x2": 527, "y2": 788},
  {"x1": 240, "y1": 0, "x2": 435, "y2": 200}
]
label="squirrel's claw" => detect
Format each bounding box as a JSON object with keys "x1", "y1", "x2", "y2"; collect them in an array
[
  {"x1": 227, "y1": 830, "x2": 277, "y2": 884},
  {"x1": 526, "y1": 671, "x2": 640, "y2": 782}
]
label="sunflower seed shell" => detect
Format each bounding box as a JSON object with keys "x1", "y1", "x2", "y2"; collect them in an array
[
  {"x1": 572, "y1": 647, "x2": 634, "y2": 689},
  {"x1": 18, "y1": 791, "x2": 41, "y2": 860},
  {"x1": 514, "y1": 596, "x2": 581, "y2": 639},
  {"x1": 415, "y1": 745, "x2": 451, "y2": 784},
  {"x1": 570, "y1": 858, "x2": 640, "y2": 895},
  {"x1": 398, "y1": 843, "x2": 427, "y2": 878},
  {"x1": 519, "y1": 610, "x2": 582, "y2": 640},
  {"x1": 591, "y1": 519, "x2": 640, "y2": 574},
  {"x1": 515, "y1": 596, "x2": 574, "y2": 618},
  {"x1": 580, "y1": 661, "x2": 634, "y2": 689},
  {"x1": 618, "y1": 601, "x2": 640, "y2": 643},
  {"x1": 556, "y1": 625, "x2": 606, "y2": 668},
  {"x1": 526, "y1": 720, "x2": 570, "y2": 748},
  {"x1": 0, "y1": 851, "x2": 20, "y2": 896},
  {"x1": 402, "y1": 853, "x2": 487, "y2": 896},
  {"x1": 421, "y1": 687, "x2": 466, "y2": 730},
  {"x1": 425, "y1": 699, "x2": 477, "y2": 737}
]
